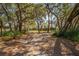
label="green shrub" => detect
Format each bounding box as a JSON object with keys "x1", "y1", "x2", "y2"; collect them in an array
[
  {"x1": 1, "y1": 31, "x2": 23, "y2": 41},
  {"x1": 54, "y1": 29, "x2": 79, "y2": 42},
  {"x1": 2, "y1": 31, "x2": 22, "y2": 37},
  {"x1": 73, "y1": 33, "x2": 79, "y2": 42},
  {"x1": 2, "y1": 31, "x2": 14, "y2": 37},
  {"x1": 13, "y1": 31, "x2": 22, "y2": 36}
]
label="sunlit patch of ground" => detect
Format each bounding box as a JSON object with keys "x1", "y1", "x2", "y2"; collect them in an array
[{"x1": 0, "y1": 33, "x2": 79, "y2": 56}]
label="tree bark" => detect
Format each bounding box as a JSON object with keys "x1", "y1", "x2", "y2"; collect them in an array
[{"x1": 1, "y1": 4, "x2": 12, "y2": 32}]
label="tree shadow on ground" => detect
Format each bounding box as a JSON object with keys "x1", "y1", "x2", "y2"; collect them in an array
[
  {"x1": 61, "y1": 39, "x2": 79, "y2": 56},
  {"x1": 52, "y1": 38, "x2": 79, "y2": 56},
  {"x1": 53, "y1": 38, "x2": 62, "y2": 56}
]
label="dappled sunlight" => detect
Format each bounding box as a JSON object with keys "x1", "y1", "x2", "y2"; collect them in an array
[
  {"x1": 0, "y1": 3, "x2": 79, "y2": 56},
  {"x1": 0, "y1": 33, "x2": 79, "y2": 56}
]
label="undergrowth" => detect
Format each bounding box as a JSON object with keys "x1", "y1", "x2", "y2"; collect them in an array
[{"x1": 53, "y1": 29, "x2": 79, "y2": 42}]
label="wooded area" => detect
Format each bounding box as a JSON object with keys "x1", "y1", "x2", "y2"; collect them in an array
[{"x1": 0, "y1": 3, "x2": 79, "y2": 56}]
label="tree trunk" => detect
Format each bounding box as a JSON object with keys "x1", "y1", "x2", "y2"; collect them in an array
[
  {"x1": 16, "y1": 3, "x2": 22, "y2": 32},
  {"x1": 61, "y1": 4, "x2": 79, "y2": 32},
  {"x1": 0, "y1": 20, "x2": 3, "y2": 36},
  {"x1": 37, "y1": 22, "x2": 40, "y2": 33},
  {"x1": 1, "y1": 4, "x2": 12, "y2": 32},
  {"x1": 47, "y1": 12, "x2": 50, "y2": 33}
]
